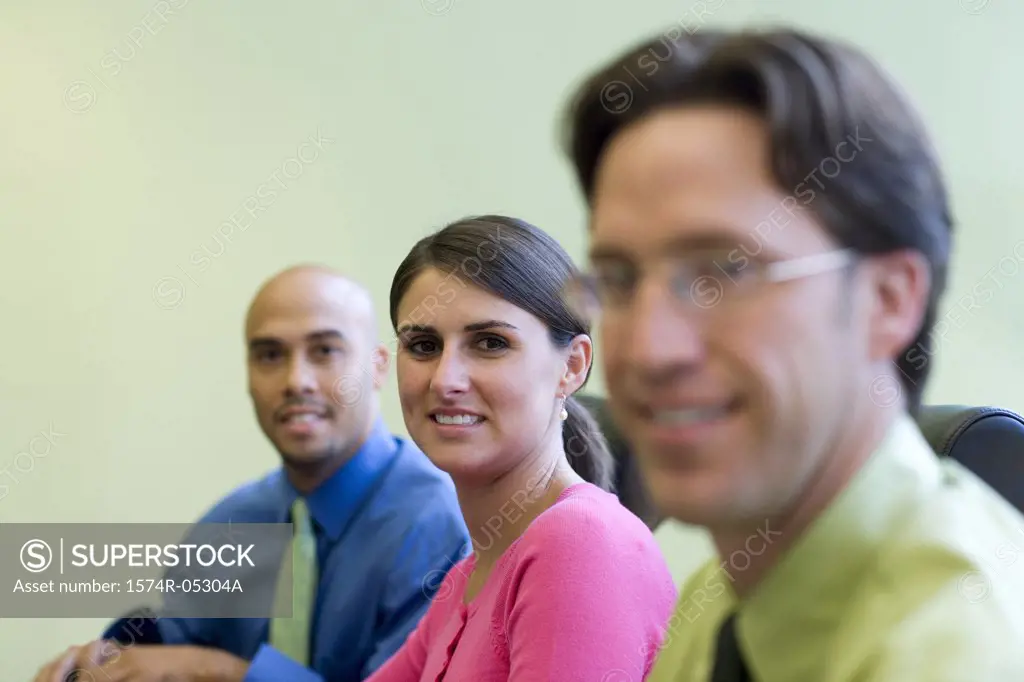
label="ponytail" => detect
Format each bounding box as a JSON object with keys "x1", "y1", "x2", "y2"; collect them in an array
[{"x1": 562, "y1": 396, "x2": 615, "y2": 492}]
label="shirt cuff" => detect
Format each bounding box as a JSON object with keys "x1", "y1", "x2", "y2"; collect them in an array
[{"x1": 243, "y1": 644, "x2": 323, "y2": 682}]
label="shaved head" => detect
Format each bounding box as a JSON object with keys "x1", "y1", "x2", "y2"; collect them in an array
[
  {"x1": 245, "y1": 264, "x2": 379, "y2": 345},
  {"x1": 244, "y1": 264, "x2": 389, "y2": 492}
]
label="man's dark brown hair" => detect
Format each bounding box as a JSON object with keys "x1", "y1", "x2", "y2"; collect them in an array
[{"x1": 561, "y1": 27, "x2": 953, "y2": 415}]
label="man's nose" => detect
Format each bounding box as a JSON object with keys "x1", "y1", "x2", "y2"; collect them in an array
[
  {"x1": 285, "y1": 357, "x2": 318, "y2": 395},
  {"x1": 622, "y1": 277, "x2": 707, "y2": 378}
]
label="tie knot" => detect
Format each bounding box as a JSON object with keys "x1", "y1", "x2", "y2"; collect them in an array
[{"x1": 290, "y1": 498, "x2": 312, "y2": 535}]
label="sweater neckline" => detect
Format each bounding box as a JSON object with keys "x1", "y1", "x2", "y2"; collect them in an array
[{"x1": 459, "y1": 481, "x2": 594, "y2": 615}]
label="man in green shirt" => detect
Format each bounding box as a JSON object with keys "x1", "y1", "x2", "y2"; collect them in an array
[{"x1": 559, "y1": 27, "x2": 1024, "y2": 681}]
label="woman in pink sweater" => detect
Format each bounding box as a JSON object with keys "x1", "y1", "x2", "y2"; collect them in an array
[{"x1": 367, "y1": 215, "x2": 678, "y2": 682}]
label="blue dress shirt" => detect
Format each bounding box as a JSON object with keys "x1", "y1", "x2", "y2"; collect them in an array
[{"x1": 103, "y1": 418, "x2": 471, "y2": 681}]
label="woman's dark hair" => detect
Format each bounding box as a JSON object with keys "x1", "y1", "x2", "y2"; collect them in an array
[
  {"x1": 389, "y1": 215, "x2": 615, "y2": 491},
  {"x1": 561, "y1": 27, "x2": 952, "y2": 416}
]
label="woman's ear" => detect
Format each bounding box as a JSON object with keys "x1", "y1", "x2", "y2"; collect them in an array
[{"x1": 559, "y1": 334, "x2": 593, "y2": 396}]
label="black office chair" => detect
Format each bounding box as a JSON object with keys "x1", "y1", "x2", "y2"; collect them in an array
[
  {"x1": 578, "y1": 394, "x2": 1024, "y2": 518},
  {"x1": 915, "y1": 405, "x2": 1024, "y2": 511}
]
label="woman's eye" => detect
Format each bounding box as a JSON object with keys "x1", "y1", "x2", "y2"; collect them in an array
[
  {"x1": 407, "y1": 339, "x2": 439, "y2": 355},
  {"x1": 476, "y1": 336, "x2": 508, "y2": 352}
]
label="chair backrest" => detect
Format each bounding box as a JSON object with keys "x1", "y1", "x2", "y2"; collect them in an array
[
  {"x1": 915, "y1": 405, "x2": 1024, "y2": 511},
  {"x1": 578, "y1": 394, "x2": 1024, "y2": 516}
]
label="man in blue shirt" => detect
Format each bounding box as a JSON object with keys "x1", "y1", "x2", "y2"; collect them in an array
[{"x1": 34, "y1": 265, "x2": 471, "y2": 682}]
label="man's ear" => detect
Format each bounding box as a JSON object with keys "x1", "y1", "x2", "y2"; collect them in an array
[
  {"x1": 559, "y1": 334, "x2": 593, "y2": 396},
  {"x1": 867, "y1": 249, "x2": 931, "y2": 363},
  {"x1": 370, "y1": 343, "x2": 390, "y2": 389}
]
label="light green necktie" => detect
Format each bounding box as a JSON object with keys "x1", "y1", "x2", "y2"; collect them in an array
[{"x1": 270, "y1": 498, "x2": 318, "y2": 666}]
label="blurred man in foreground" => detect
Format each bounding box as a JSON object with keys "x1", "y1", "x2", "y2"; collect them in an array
[
  {"x1": 34, "y1": 265, "x2": 470, "y2": 682},
  {"x1": 561, "y1": 27, "x2": 1024, "y2": 680}
]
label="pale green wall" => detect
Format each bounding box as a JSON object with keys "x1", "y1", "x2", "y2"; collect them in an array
[{"x1": 2, "y1": 0, "x2": 1021, "y2": 675}]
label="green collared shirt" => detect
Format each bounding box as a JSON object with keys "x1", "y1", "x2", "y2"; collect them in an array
[{"x1": 648, "y1": 413, "x2": 1024, "y2": 681}]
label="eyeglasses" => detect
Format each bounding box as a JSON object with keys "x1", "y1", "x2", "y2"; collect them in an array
[{"x1": 564, "y1": 249, "x2": 856, "y2": 318}]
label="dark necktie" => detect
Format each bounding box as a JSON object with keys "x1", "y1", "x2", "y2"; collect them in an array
[{"x1": 709, "y1": 612, "x2": 752, "y2": 682}]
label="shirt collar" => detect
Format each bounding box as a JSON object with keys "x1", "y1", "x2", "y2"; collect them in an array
[
  {"x1": 280, "y1": 418, "x2": 399, "y2": 541},
  {"x1": 732, "y1": 412, "x2": 942, "y2": 678}
]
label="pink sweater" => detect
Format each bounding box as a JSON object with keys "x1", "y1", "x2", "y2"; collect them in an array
[{"x1": 366, "y1": 482, "x2": 678, "y2": 682}]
